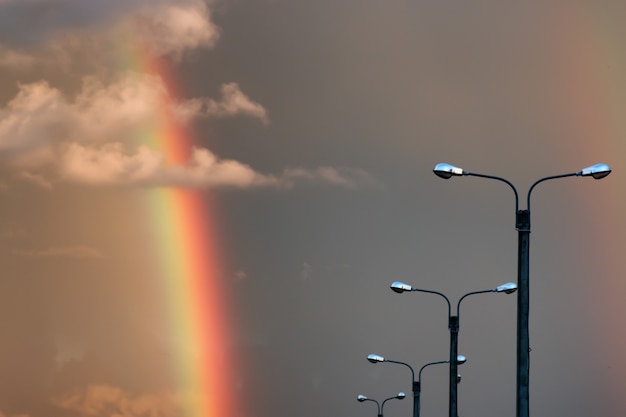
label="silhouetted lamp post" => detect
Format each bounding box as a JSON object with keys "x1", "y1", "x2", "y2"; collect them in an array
[
  {"x1": 432, "y1": 162, "x2": 611, "y2": 417},
  {"x1": 390, "y1": 281, "x2": 517, "y2": 417},
  {"x1": 367, "y1": 353, "x2": 467, "y2": 417},
  {"x1": 357, "y1": 392, "x2": 406, "y2": 417}
]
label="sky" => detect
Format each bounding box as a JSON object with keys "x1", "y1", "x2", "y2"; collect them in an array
[{"x1": 0, "y1": 1, "x2": 625, "y2": 417}]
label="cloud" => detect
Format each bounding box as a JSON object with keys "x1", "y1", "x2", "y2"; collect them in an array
[
  {"x1": 283, "y1": 166, "x2": 380, "y2": 188},
  {"x1": 173, "y1": 83, "x2": 269, "y2": 125},
  {"x1": 0, "y1": 73, "x2": 257, "y2": 148},
  {"x1": 130, "y1": 0, "x2": 220, "y2": 59},
  {"x1": 55, "y1": 143, "x2": 377, "y2": 189},
  {"x1": 0, "y1": 73, "x2": 376, "y2": 190},
  {"x1": 0, "y1": 73, "x2": 274, "y2": 187},
  {"x1": 53, "y1": 384, "x2": 182, "y2": 417},
  {"x1": 12, "y1": 245, "x2": 104, "y2": 259},
  {"x1": 0, "y1": 80, "x2": 78, "y2": 156},
  {"x1": 0, "y1": 1, "x2": 376, "y2": 192},
  {"x1": 0, "y1": 73, "x2": 167, "y2": 167},
  {"x1": 0, "y1": 0, "x2": 217, "y2": 61},
  {"x1": 58, "y1": 143, "x2": 279, "y2": 188}
]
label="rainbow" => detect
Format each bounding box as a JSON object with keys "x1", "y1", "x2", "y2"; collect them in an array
[
  {"x1": 544, "y1": 3, "x2": 626, "y2": 410},
  {"x1": 121, "y1": 40, "x2": 240, "y2": 417}
]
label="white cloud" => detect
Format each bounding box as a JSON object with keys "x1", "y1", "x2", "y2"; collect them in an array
[
  {"x1": 0, "y1": 0, "x2": 218, "y2": 66},
  {"x1": 0, "y1": 73, "x2": 375, "y2": 190},
  {"x1": 0, "y1": 80, "x2": 76, "y2": 155},
  {"x1": 54, "y1": 143, "x2": 376, "y2": 189},
  {"x1": 283, "y1": 166, "x2": 379, "y2": 188},
  {"x1": 130, "y1": 1, "x2": 220, "y2": 59},
  {"x1": 53, "y1": 384, "x2": 182, "y2": 417},
  {"x1": 173, "y1": 83, "x2": 269, "y2": 124},
  {"x1": 59, "y1": 143, "x2": 163, "y2": 186},
  {"x1": 0, "y1": 73, "x2": 276, "y2": 188},
  {"x1": 57, "y1": 143, "x2": 279, "y2": 188},
  {"x1": 0, "y1": 73, "x2": 265, "y2": 148},
  {"x1": 0, "y1": 74, "x2": 167, "y2": 169},
  {"x1": 0, "y1": 1, "x2": 376, "y2": 192}
]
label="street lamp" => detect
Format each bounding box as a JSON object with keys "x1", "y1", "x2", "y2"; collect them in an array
[
  {"x1": 357, "y1": 392, "x2": 406, "y2": 417},
  {"x1": 390, "y1": 281, "x2": 517, "y2": 417},
  {"x1": 367, "y1": 353, "x2": 467, "y2": 417},
  {"x1": 433, "y1": 162, "x2": 611, "y2": 417}
]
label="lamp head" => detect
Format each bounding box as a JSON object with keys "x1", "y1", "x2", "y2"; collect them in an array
[
  {"x1": 433, "y1": 163, "x2": 464, "y2": 179},
  {"x1": 457, "y1": 374, "x2": 462, "y2": 384},
  {"x1": 396, "y1": 392, "x2": 406, "y2": 400},
  {"x1": 390, "y1": 281, "x2": 412, "y2": 293},
  {"x1": 357, "y1": 395, "x2": 368, "y2": 402},
  {"x1": 495, "y1": 282, "x2": 518, "y2": 294},
  {"x1": 456, "y1": 355, "x2": 467, "y2": 365},
  {"x1": 367, "y1": 354, "x2": 385, "y2": 363},
  {"x1": 580, "y1": 163, "x2": 611, "y2": 179}
]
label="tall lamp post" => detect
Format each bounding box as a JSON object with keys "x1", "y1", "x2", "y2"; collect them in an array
[
  {"x1": 357, "y1": 392, "x2": 406, "y2": 417},
  {"x1": 433, "y1": 162, "x2": 611, "y2": 417},
  {"x1": 390, "y1": 281, "x2": 517, "y2": 417},
  {"x1": 367, "y1": 353, "x2": 467, "y2": 417}
]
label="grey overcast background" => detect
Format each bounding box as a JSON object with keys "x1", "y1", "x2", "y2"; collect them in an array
[{"x1": 0, "y1": 1, "x2": 625, "y2": 417}]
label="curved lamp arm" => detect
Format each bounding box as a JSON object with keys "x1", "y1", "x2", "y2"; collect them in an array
[
  {"x1": 456, "y1": 282, "x2": 517, "y2": 324},
  {"x1": 418, "y1": 359, "x2": 448, "y2": 382},
  {"x1": 367, "y1": 354, "x2": 416, "y2": 382},
  {"x1": 390, "y1": 281, "x2": 451, "y2": 319},
  {"x1": 357, "y1": 395, "x2": 381, "y2": 414},
  {"x1": 433, "y1": 163, "x2": 519, "y2": 212},
  {"x1": 526, "y1": 163, "x2": 612, "y2": 212},
  {"x1": 434, "y1": 162, "x2": 611, "y2": 214},
  {"x1": 526, "y1": 172, "x2": 577, "y2": 212},
  {"x1": 382, "y1": 392, "x2": 406, "y2": 412}
]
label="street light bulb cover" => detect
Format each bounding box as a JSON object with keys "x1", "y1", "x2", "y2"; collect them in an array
[
  {"x1": 367, "y1": 354, "x2": 385, "y2": 363},
  {"x1": 580, "y1": 163, "x2": 611, "y2": 179},
  {"x1": 357, "y1": 395, "x2": 368, "y2": 402},
  {"x1": 396, "y1": 392, "x2": 406, "y2": 399},
  {"x1": 495, "y1": 282, "x2": 518, "y2": 294},
  {"x1": 390, "y1": 281, "x2": 412, "y2": 293},
  {"x1": 456, "y1": 355, "x2": 467, "y2": 364},
  {"x1": 433, "y1": 162, "x2": 464, "y2": 179}
]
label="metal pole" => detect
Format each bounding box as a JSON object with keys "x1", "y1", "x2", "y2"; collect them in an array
[
  {"x1": 516, "y1": 210, "x2": 530, "y2": 417},
  {"x1": 449, "y1": 315, "x2": 459, "y2": 417},
  {"x1": 413, "y1": 380, "x2": 420, "y2": 417}
]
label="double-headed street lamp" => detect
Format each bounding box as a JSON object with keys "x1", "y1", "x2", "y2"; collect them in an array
[
  {"x1": 391, "y1": 281, "x2": 517, "y2": 417},
  {"x1": 367, "y1": 353, "x2": 466, "y2": 417},
  {"x1": 433, "y1": 162, "x2": 611, "y2": 417},
  {"x1": 357, "y1": 392, "x2": 406, "y2": 417}
]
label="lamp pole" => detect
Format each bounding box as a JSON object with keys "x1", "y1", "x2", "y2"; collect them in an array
[
  {"x1": 367, "y1": 353, "x2": 467, "y2": 417},
  {"x1": 390, "y1": 281, "x2": 517, "y2": 417},
  {"x1": 433, "y1": 162, "x2": 611, "y2": 417},
  {"x1": 357, "y1": 392, "x2": 406, "y2": 417}
]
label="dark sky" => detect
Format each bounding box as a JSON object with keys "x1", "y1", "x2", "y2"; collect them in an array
[{"x1": 0, "y1": 1, "x2": 624, "y2": 417}]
